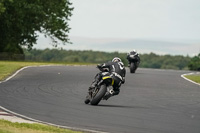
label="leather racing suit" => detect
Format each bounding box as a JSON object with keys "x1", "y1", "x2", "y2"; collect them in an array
[{"x1": 89, "y1": 61, "x2": 126, "y2": 96}]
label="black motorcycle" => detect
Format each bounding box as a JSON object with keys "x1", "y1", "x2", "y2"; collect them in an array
[
  {"x1": 84, "y1": 68, "x2": 114, "y2": 105},
  {"x1": 127, "y1": 54, "x2": 140, "y2": 73}
]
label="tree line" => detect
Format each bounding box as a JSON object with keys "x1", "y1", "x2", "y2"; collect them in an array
[{"x1": 23, "y1": 48, "x2": 200, "y2": 71}]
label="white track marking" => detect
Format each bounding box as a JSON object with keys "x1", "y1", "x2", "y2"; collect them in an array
[{"x1": 181, "y1": 72, "x2": 200, "y2": 86}]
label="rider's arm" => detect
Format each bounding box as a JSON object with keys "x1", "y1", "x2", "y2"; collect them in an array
[
  {"x1": 98, "y1": 61, "x2": 112, "y2": 69},
  {"x1": 97, "y1": 62, "x2": 110, "y2": 72},
  {"x1": 97, "y1": 64, "x2": 103, "y2": 68}
]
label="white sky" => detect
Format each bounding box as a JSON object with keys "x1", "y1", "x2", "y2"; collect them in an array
[
  {"x1": 69, "y1": 0, "x2": 200, "y2": 40},
  {"x1": 36, "y1": 0, "x2": 200, "y2": 56}
]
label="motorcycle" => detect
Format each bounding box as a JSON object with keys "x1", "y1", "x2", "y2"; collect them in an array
[
  {"x1": 84, "y1": 68, "x2": 114, "y2": 105},
  {"x1": 128, "y1": 54, "x2": 140, "y2": 73}
]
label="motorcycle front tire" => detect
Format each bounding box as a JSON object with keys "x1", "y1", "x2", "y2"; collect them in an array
[{"x1": 90, "y1": 84, "x2": 107, "y2": 105}]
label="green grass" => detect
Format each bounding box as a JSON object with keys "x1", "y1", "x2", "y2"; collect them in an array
[
  {"x1": 0, "y1": 119, "x2": 82, "y2": 133},
  {"x1": 185, "y1": 74, "x2": 200, "y2": 84}
]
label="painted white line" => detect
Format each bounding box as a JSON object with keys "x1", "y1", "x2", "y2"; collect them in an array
[
  {"x1": 181, "y1": 72, "x2": 200, "y2": 86},
  {"x1": 0, "y1": 65, "x2": 108, "y2": 133},
  {"x1": 0, "y1": 105, "x2": 107, "y2": 133}
]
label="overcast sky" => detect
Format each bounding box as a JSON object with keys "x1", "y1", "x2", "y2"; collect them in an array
[
  {"x1": 36, "y1": 0, "x2": 200, "y2": 56},
  {"x1": 69, "y1": 0, "x2": 200, "y2": 40}
]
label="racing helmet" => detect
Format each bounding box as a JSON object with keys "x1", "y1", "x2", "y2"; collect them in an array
[{"x1": 112, "y1": 57, "x2": 121, "y2": 62}]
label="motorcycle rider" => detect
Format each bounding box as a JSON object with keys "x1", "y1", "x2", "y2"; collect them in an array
[
  {"x1": 127, "y1": 49, "x2": 140, "y2": 67},
  {"x1": 88, "y1": 57, "x2": 126, "y2": 100}
]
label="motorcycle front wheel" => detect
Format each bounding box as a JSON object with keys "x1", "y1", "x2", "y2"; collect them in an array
[{"x1": 90, "y1": 84, "x2": 107, "y2": 105}]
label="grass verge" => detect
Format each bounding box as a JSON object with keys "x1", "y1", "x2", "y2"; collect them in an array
[
  {"x1": 184, "y1": 74, "x2": 200, "y2": 84},
  {"x1": 0, "y1": 119, "x2": 82, "y2": 133},
  {"x1": 0, "y1": 61, "x2": 93, "y2": 81}
]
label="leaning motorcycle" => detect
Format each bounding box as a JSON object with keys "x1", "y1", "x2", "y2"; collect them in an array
[
  {"x1": 128, "y1": 54, "x2": 139, "y2": 73},
  {"x1": 84, "y1": 68, "x2": 114, "y2": 106}
]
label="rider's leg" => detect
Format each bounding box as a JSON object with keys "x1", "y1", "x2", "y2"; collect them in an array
[
  {"x1": 112, "y1": 78, "x2": 121, "y2": 95},
  {"x1": 89, "y1": 72, "x2": 102, "y2": 91},
  {"x1": 102, "y1": 78, "x2": 121, "y2": 100}
]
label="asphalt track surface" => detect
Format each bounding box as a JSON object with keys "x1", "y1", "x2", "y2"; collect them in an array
[{"x1": 0, "y1": 65, "x2": 200, "y2": 133}]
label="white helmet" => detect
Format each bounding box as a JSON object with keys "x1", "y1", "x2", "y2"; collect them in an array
[{"x1": 112, "y1": 57, "x2": 121, "y2": 62}]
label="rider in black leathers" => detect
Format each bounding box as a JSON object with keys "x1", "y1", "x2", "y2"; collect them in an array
[
  {"x1": 88, "y1": 57, "x2": 126, "y2": 100},
  {"x1": 127, "y1": 50, "x2": 140, "y2": 67}
]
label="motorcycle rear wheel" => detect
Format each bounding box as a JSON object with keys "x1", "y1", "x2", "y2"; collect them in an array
[
  {"x1": 90, "y1": 84, "x2": 107, "y2": 105},
  {"x1": 130, "y1": 62, "x2": 136, "y2": 73}
]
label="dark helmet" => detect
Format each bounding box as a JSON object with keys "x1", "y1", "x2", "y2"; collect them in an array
[{"x1": 112, "y1": 57, "x2": 121, "y2": 62}]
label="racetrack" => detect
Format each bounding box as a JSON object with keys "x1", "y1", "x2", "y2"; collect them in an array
[{"x1": 0, "y1": 65, "x2": 200, "y2": 133}]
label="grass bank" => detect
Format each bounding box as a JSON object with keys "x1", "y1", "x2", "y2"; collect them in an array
[
  {"x1": 0, "y1": 119, "x2": 82, "y2": 133},
  {"x1": 0, "y1": 61, "x2": 93, "y2": 81},
  {"x1": 184, "y1": 74, "x2": 200, "y2": 84}
]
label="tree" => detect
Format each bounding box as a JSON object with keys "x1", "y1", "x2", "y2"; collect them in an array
[
  {"x1": 0, "y1": 0, "x2": 6, "y2": 15},
  {"x1": 0, "y1": 0, "x2": 73, "y2": 54},
  {"x1": 188, "y1": 53, "x2": 200, "y2": 71}
]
